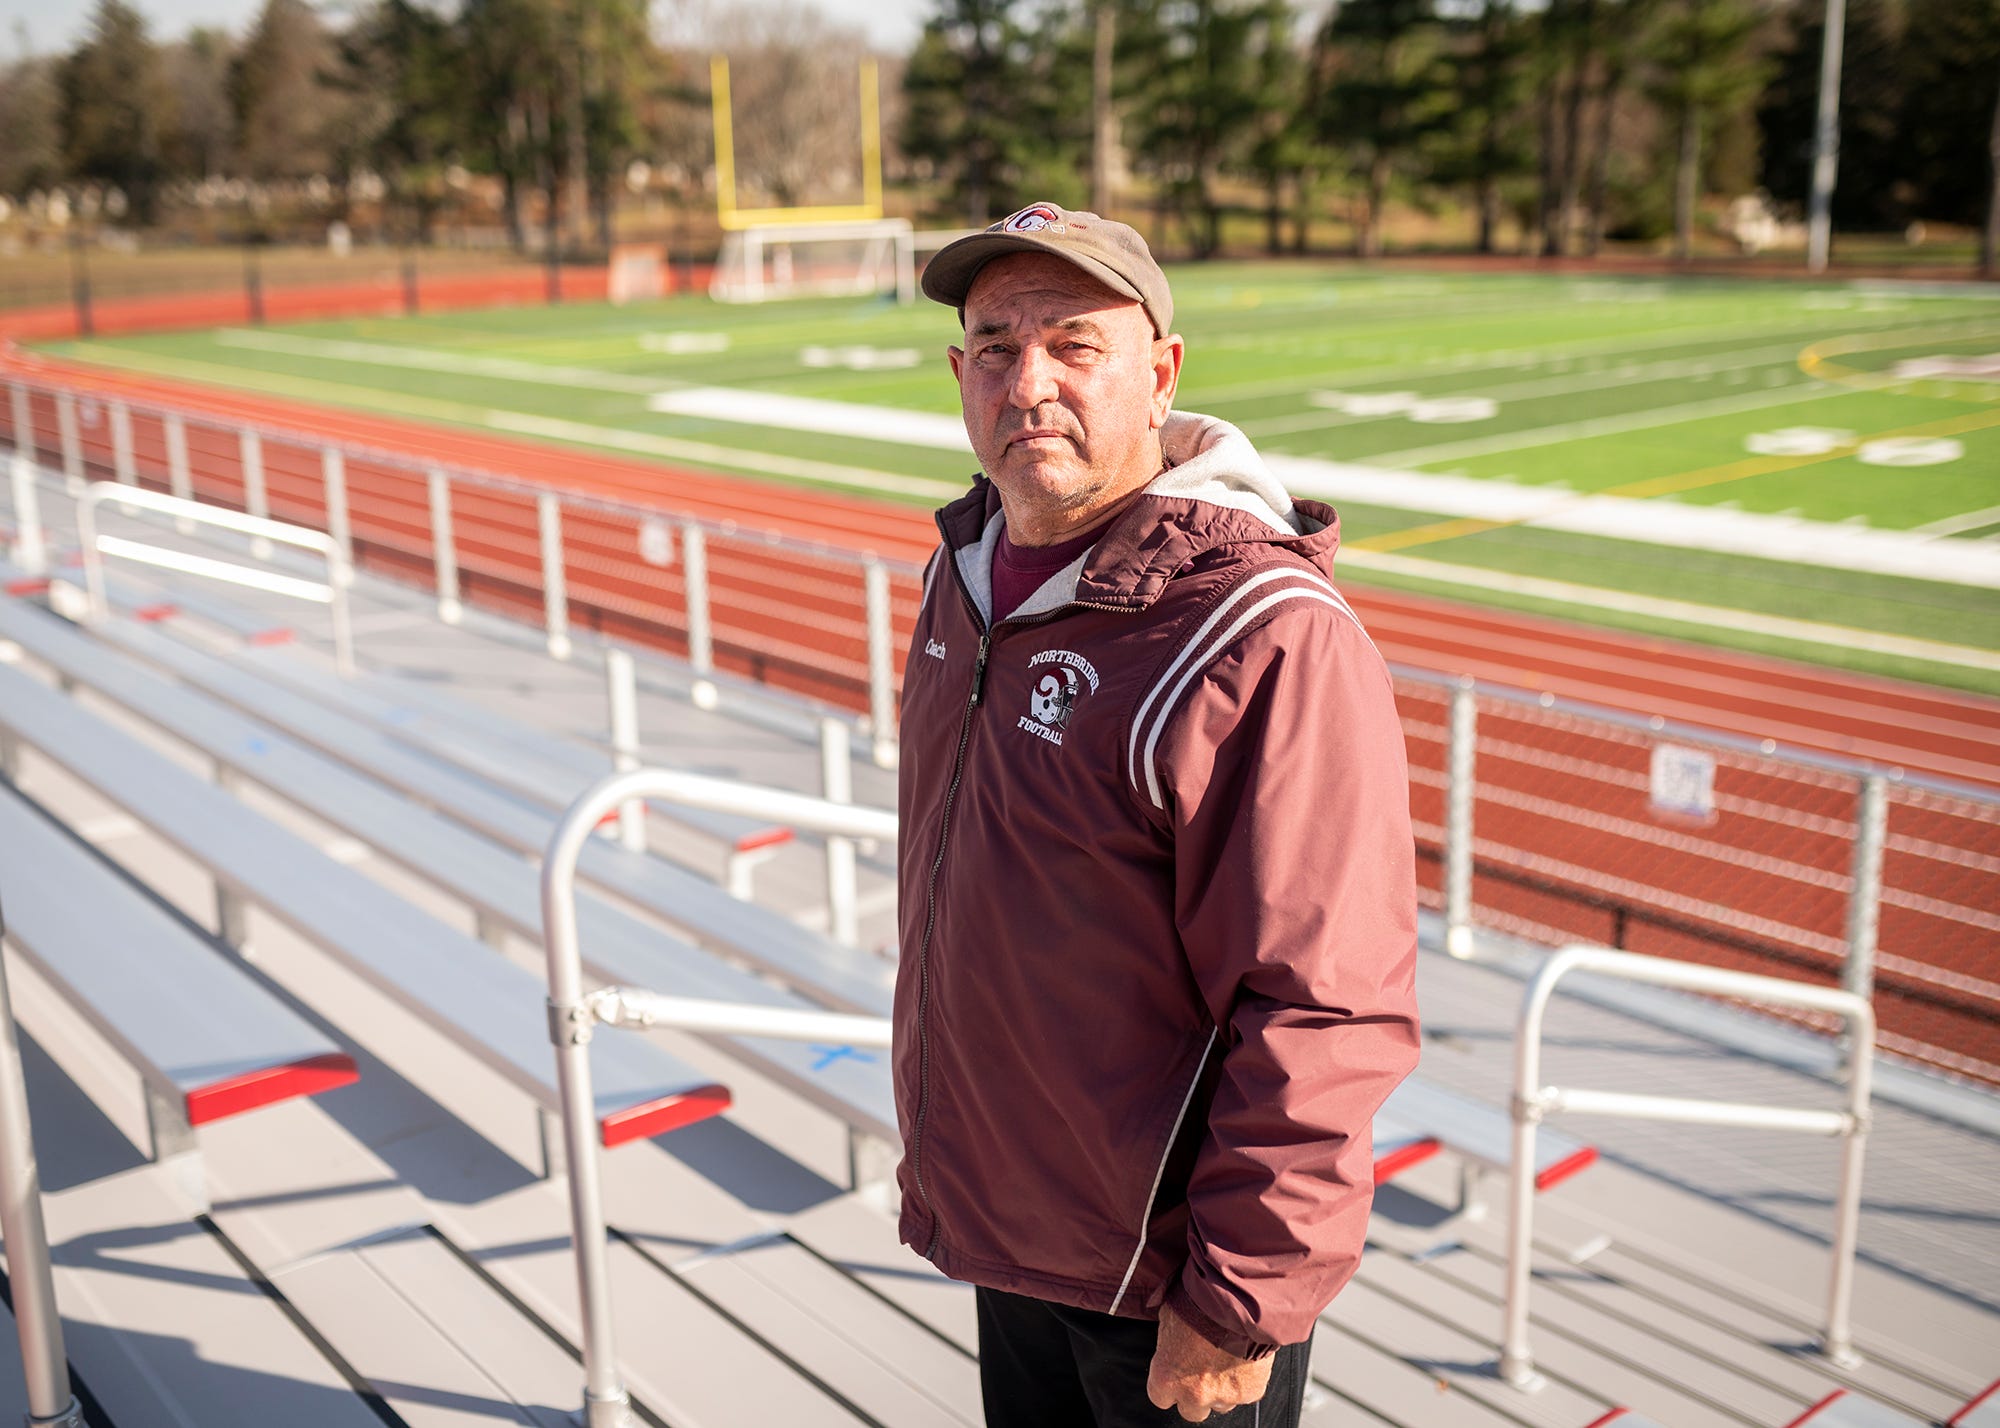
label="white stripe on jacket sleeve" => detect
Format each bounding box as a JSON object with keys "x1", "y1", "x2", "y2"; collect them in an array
[{"x1": 1134, "y1": 577, "x2": 1369, "y2": 810}]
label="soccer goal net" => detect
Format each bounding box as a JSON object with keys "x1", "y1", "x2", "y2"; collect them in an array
[{"x1": 710, "y1": 219, "x2": 915, "y2": 305}]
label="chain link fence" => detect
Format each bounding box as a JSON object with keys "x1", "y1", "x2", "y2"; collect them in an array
[{"x1": 5, "y1": 370, "x2": 1996, "y2": 1085}]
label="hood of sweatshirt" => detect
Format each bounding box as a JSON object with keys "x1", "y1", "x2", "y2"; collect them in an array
[{"x1": 938, "y1": 410, "x2": 1341, "y2": 626}]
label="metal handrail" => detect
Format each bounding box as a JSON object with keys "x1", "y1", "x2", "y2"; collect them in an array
[
  {"x1": 74, "y1": 481, "x2": 355, "y2": 676},
  {"x1": 1500, "y1": 943, "x2": 1874, "y2": 1388},
  {"x1": 6, "y1": 371, "x2": 927, "y2": 577},
  {"x1": 540, "y1": 766, "x2": 897, "y2": 1428}
]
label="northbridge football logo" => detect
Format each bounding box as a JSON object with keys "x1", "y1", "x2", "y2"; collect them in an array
[{"x1": 1018, "y1": 648, "x2": 1101, "y2": 748}]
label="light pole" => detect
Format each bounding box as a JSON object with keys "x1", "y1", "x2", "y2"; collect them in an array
[{"x1": 1806, "y1": 0, "x2": 1847, "y2": 274}]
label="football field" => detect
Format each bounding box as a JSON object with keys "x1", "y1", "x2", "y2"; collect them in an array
[{"x1": 39, "y1": 266, "x2": 2000, "y2": 694}]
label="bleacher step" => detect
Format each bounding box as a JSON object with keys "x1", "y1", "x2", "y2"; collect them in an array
[
  {"x1": 1526, "y1": 1150, "x2": 2000, "y2": 1395},
  {"x1": 1322, "y1": 1274, "x2": 1599, "y2": 1428},
  {"x1": 433, "y1": 1173, "x2": 872, "y2": 1428},
  {"x1": 1368, "y1": 1154, "x2": 1972, "y2": 1423},
  {"x1": 269, "y1": 1234, "x2": 576, "y2": 1428},
  {"x1": 19, "y1": 1160, "x2": 383, "y2": 1428},
  {"x1": 675, "y1": 1232, "x2": 982, "y2": 1426},
  {"x1": 782, "y1": 1191, "x2": 978, "y2": 1354},
  {"x1": 1307, "y1": 1317, "x2": 1539, "y2": 1428}
]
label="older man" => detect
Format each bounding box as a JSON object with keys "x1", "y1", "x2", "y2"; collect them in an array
[{"x1": 893, "y1": 202, "x2": 1420, "y2": 1426}]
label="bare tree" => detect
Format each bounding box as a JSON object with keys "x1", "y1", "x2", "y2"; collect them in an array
[
  {"x1": 162, "y1": 28, "x2": 234, "y2": 179},
  {"x1": 234, "y1": 0, "x2": 342, "y2": 182},
  {"x1": 703, "y1": 0, "x2": 870, "y2": 210}
]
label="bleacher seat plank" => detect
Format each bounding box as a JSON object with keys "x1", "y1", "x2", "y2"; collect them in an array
[
  {"x1": 1784, "y1": 1388, "x2": 1931, "y2": 1426},
  {"x1": 23, "y1": 1161, "x2": 386, "y2": 1428},
  {"x1": 1376, "y1": 1077, "x2": 1596, "y2": 1191},
  {"x1": 252, "y1": 640, "x2": 792, "y2": 856},
  {"x1": 675, "y1": 1235, "x2": 983, "y2": 1426},
  {"x1": 0, "y1": 783, "x2": 358, "y2": 1134},
  {"x1": 77, "y1": 555, "x2": 790, "y2": 856},
  {"x1": 0, "y1": 654, "x2": 728, "y2": 1153},
  {"x1": 87, "y1": 615, "x2": 899, "y2": 1017},
  {"x1": 1306, "y1": 1318, "x2": 1539, "y2": 1428},
  {"x1": 0, "y1": 595, "x2": 899, "y2": 1148}
]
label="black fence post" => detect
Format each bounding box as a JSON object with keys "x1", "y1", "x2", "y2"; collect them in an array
[
  {"x1": 69, "y1": 234, "x2": 93, "y2": 338},
  {"x1": 244, "y1": 240, "x2": 265, "y2": 325},
  {"x1": 403, "y1": 253, "x2": 420, "y2": 314}
]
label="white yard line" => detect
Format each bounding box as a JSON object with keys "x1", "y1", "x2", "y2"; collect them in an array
[
  {"x1": 215, "y1": 330, "x2": 682, "y2": 395},
  {"x1": 1363, "y1": 383, "x2": 1838, "y2": 467},
  {"x1": 1272, "y1": 456, "x2": 2000, "y2": 589},
  {"x1": 483, "y1": 412, "x2": 966, "y2": 499},
  {"x1": 648, "y1": 387, "x2": 971, "y2": 451},
  {"x1": 1338, "y1": 548, "x2": 2000, "y2": 673}
]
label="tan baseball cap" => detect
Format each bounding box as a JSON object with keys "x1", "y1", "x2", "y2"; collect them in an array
[{"x1": 920, "y1": 202, "x2": 1174, "y2": 337}]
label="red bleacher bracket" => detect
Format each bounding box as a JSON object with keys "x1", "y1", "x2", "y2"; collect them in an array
[
  {"x1": 185, "y1": 1052, "x2": 361, "y2": 1125},
  {"x1": 1783, "y1": 1391, "x2": 1848, "y2": 1427},
  {"x1": 1951, "y1": 1378, "x2": 2000, "y2": 1426},
  {"x1": 1372, "y1": 1137, "x2": 1442, "y2": 1184},
  {"x1": 598, "y1": 1083, "x2": 732, "y2": 1148},
  {"x1": 1536, "y1": 1145, "x2": 1599, "y2": 1192},
  {"x1": 734, "y1": 826, "x2": 794, "y2": 854},
  {"x1": 1582, "y1": 1412, "x2": 1632, "y2": 1428},
  {"x1": 4, "y1": 577, "x2": 51, "y2": 597},
  {"x1": 247, "y1": 628, "x2": 296, "y2": 647},
  {"x1": 134, "y1": 603, "x2": 180, "y2": 623}
]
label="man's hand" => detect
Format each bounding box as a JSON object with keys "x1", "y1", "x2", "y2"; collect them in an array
[{"x1": 1145, "y1": 1303, "x2": 1273, "y2": 1422}]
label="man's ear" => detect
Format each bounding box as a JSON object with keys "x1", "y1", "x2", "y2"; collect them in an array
[
  {"x1": 1150, "y1": 334, "x2": 1185, "y2": 429},
  {"x1": 948, "y1": 346, "x2": 965, "y2": 383}
]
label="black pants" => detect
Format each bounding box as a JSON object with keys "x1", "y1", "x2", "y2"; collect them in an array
[{"x1": 975, "y1": 1287, "x2": 1313, "y2": 1428}]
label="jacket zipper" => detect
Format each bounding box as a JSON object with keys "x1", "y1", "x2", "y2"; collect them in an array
[
  {"x1": 908, "y1": 546, "x2": 1132, "y2": 1258},
  {"x1": 910, "y1": 611, "x2": 988, "y2": 1257}
]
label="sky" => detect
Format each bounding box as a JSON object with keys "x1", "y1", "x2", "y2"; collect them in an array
[{"x1": 3, "y1": 0, "x2": 931, "y2": 58}]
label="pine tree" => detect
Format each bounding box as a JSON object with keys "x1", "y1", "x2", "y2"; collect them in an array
[
  {"x1": 1643, "y1": 0, "x2": 1768, "y2": 260},
  {"x1": 60, "y1": 0, "x2": 165, "y2": 223},
  {"x1": 1312, "y1": 0, "x2": 1448, "y2": 258}
]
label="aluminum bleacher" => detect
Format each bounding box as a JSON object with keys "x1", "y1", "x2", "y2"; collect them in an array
[{"x1": 0, "y1": 472, "x2": 1995, "y2": 1426}]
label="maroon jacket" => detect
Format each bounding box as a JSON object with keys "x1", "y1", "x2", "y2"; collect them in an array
[{"x1": 893, "y1": 412, "x2": 1421, "y2": 1357}]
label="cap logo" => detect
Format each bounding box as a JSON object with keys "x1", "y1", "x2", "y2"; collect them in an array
[{"x1": 1004, "y1": 204, "x2": 1065, "y2": 234}]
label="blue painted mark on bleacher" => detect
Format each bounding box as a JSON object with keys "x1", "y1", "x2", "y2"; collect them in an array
[
  {"x1": 809, "y1": 1045, "x2": 876, "y2": 1072},
  {"x1": 245, "y1": 737, "x2": 269, "y2": 755}
]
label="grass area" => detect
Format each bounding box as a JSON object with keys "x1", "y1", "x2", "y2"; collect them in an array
[{"x1": 39, "y1": 263, "x2": 2000, "y2": 694}]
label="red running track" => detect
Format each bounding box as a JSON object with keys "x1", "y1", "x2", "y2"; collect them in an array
[{"x1": 7, "y1": 350, "x2": 1998, "y2": 1083}]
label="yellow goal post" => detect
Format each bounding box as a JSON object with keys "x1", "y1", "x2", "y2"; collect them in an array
[{"x1": 710, "y1": 55, "x2": 885, "y2": 231}]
